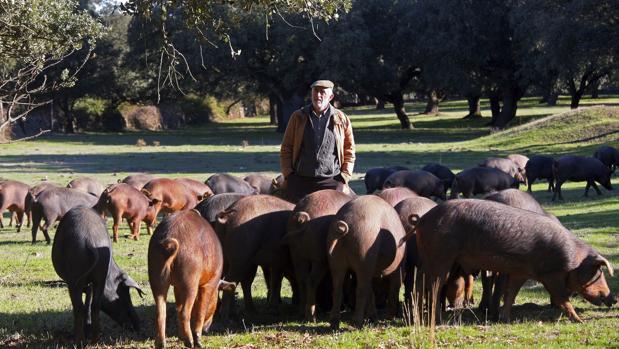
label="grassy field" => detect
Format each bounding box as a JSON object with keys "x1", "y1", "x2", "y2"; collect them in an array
[{"x1": 0, "y1": 95, "x2": 618, "y2": 348}]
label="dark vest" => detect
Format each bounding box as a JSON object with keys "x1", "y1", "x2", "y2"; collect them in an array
[{"x1": 295, "y1": 105, "x2": 341, "y2": 178}]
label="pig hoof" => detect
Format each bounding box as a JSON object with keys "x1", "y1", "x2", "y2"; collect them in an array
[{"x1": 155, "y1": 339, "x2": 166, "y2": 349}]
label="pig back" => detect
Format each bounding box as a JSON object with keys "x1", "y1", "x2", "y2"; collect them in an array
[
  {"x1": 121, "y1": 174, "x2": 155, "y2": 190},
  {"x1": 375, "y1": 187, "x2": 418, "y2": 206},
  {"x1": 416, "y1": 199, "x2": 580, "y2": 277},
  {"x1": 52, "y1": 207, "x2": 111, "y2": 283},
  {"x1": 555, "y1": 156, "x2": 610, "y2": 182},
  {"x1": 206, "y1": 173, "x2": 257, "y2": 195},
  {"x1": 334, "y1": 196, "x2": 406, "y2": 276},
  {"x1": 37, "y1": 187, "x2": 98, "y2": 216}
]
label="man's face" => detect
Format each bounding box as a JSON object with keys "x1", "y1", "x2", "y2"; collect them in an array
[{"x1": 311, "y1": 87, "x2": 334, "y2": 113}]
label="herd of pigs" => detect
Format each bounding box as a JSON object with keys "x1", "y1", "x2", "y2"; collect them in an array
[{"x1": 1, "y1": 145, "x2": 618, "y2": 348}]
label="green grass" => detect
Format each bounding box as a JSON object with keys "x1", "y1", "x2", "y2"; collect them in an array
[{"x1": 0, "y1": 95, "x2": 618, "y2": 348}]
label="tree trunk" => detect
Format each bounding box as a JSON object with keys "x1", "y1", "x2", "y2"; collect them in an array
[
  {"x1": 423, "y1": 90, "x2": 440, "y2": 115},
  {"x1": 391, "y1": 92, "x2": 412, "y2": 129},
  {"x1": 60, "y1": 97, "x2": 75, "y2": 134},
  {"x1": 492, "y1": 89, "x2": 520, "y2": 129},
  {"x1": 590, "y1": 81, "x2": 600, "y2": 99},
  {"x1": 539, "y1": 72, "x2": 559, "y2": 106},
  {"x1": 570, "y1": 92, "x2": 583, "y2": 109},
  {"x1": 276, "y1": 93, "x2": 304, "y2": 133},
  {"x1": 268, "y1": 94, "x2": 278, "y2": 125},
  {"x1": 463, "y1": 95, "x2": 482, "y2": 119},
  {"x1": 375, "y1": 98, "x2": 385, "y2": 110},
  {"x1": 488, "y1": 91, "x2": 501, "y2": 126}
]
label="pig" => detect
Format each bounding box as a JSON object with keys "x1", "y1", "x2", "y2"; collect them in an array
[
  {"x1": 0, "y1": 180, "x2": 30, "y2": 232},
  {"x1": 205, "y1": 173, "x2": 258, "y2": 195},
  {"x1": 327, "y1": 195, "x2": 406, "y2": 329},
  {"x1": 449, "y1": 167, "x2": 519, "y2": 199},
  {"x1": 552, "y1": 156, "x2": 613, "y2": 201},
  {"x1": 141, "y1": 178, "x2": 199, "y2": 218},
  {"x1": 67, "y1": 177, "x2": 105, "y2": 197},
  {"x1": 175, "y1": 178, "x2": 214, "y2": 201},
  {"x1": 506, "y1": 154, "x2": 529, "y2": 173},
  {"x1": 524, "y1": 155, "x2": 555, "y2": 193},
  {"x1": 282, "y1": 189, "x2": 353, "y2": 321},
  {"x1": 243, "y1": 173, "x2": 274, "y2": 194},
  {"x1": 479, "y1": 157, "x2": 526, "y2": 184},
  {"x1": 24, "y1": 182, "x2": 60, "y2": 227},
  {"x1": 421, "y1": 163, "x2": 456, "y2": 193},
  {"x1": 51, "y1": 207, "x2": 143, "y2": 344},
  {"x1": 375, "y1": 187, "x2": 419, "y2": 207},
  {"x1": 215, "y1": 195, "x2": 295, "y2": 317},
  {"x1": 149, "y1": 209, "x2": 234, "y2": 349},
  {"x1": 195, "y1": 193, "x2": 247, "y2": 224},
  {"x1": 93, "y1": 183, "x2": 157, "y2": 242},
  {"x1": 121, "y1": 173, "x2": 155, "y2": 190},
  {"x1": 363, "y1": 166, "x2": 410, "y2": 194},
  {"x1": 383, "y1": 170, "x2": 446, "y2": 200},
  {"x1": 412, "y1": 199, "x2": 615, "y2": 323},
  {"x1": 481, "y1": 188, "x2": 561, "y2": 317},
  {"x1": 593, "y1": 145, "x2": 619, "y2": 172},
  {"x1": 31, "y1": 187, "x2": 98, "y2": 244}
]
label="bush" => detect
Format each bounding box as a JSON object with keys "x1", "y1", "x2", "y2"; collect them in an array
[
  {"x1": 73, "y1": 98, "x2": 125, "y2": 131},
  {"x1": 179, "y1": 94, "x2": 239, "y2": 124}
]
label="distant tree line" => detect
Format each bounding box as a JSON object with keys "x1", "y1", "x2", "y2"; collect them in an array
[{"x1": 1, "y1": 0, "x2": 617, "y2": 137}]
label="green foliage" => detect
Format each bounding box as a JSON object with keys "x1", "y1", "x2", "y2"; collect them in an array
[
  {"x1": 178, "y1": 94, "x2": 229, "y2": 123},
  {"x1": 73, "y1": 97, "x2": 125, "y2": 131}
]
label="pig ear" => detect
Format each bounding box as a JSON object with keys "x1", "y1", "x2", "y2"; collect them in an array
[
  {"x1": 123, "y1": 277, "x2": 146, "y2": 298},
  {"x1": 596, "y1": 255, "x2": 614, "y2": 277},
  {"x1": 271, "y1": 178, "x2": 280, "y2": 188},
  {"x1": 282, "y1": 211, "x2": 310, "y2": 243},
  {"x1": 218, "y1": 280, "x2": 236, "y2": 293},
  {"x1": 216, "y1": 210, "x2": 229, "y2": 225},
  {"x1": 141, "y1": 189, "x2": 151, "y2": 197}
]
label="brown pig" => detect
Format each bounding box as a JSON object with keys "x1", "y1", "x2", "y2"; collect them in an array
[
  {"x1": 141, "y1": 178, "x2": 199, "y2": 218},
  {"x1": 0, "y1": 180, "x2": 30, "y2": 232},
  {"x1": 413, "y1": 199, "x2": 615, "y2": 323},
  {"x1": 327, "y1": 195, "x2": 406, "y2": 329},
  {"x1": 175, "y1": 178, "x2": 214, "y2": 201},
  {"x1": 149, "y1": 209, "x2": 234, "y2": 349},
  {"x1": 121, "y1": 173, "x2": 156, "y2": 190},
  {"x1": 67, "y1": 177, "x2": 105, "y2": 197},
  {"x1": 215, "y1": 195, "x2": 295, "y2": 318},
  {"x1": 93, "y1": 183, "x2": 157, "y2": 242},
  {"x1": 375, "y1": 187, "x2": 418, "y2": 207},
  {"x1": 282, "y1": 189, "x2": 353, "y2": 321}
]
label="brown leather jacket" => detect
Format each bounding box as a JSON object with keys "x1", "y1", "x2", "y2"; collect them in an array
[{"x1": 280, "y1": 106, "x2": 356, "y2": 183}]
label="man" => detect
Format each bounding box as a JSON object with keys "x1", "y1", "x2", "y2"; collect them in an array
[{"x1": 279, "y1": 80, "x2": 356, "y2": 202}]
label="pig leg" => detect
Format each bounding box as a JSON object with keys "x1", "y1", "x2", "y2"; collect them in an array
[
  {"x1": 129, "y1": 219, "x2": 141, "y2": 241},
  {"x1": 200, "y1": 283, "x2": 220, "y2": 335},
  {"x1": 386, "y1": 268, "x2": 402, "y2": 318},
  {"x1": 15, "y1": 210, "x2": 24, "y2": 233},
  {"x1": 526, "y1": 177, "x2": 534, "y2": 192},
  {"x1": 490, "y1": 273, "x2": 508, "y2": 320},
  {"x1": 542, "y1": 278, "x2": 583, "y2": 323},
  {"x1": 590, "y1": 181, "x2": 602, "y2": 195},
  {"x1": 191, "y1": 285, "x2": 212, "y2": 348},
  {"x1": 174, "y1": 284, "x2": 198, "y2": 348},
  {"x1": 112, "y1": 213, "x2": 122, "y2": 243},
  {"x1": 41, "y1": 217, "x2": 53, "y2": 244},
  {"x1": 498, "y1": 276, "x2": 526, "y2": 322},
  {"x1": 464, "y1": 273, "x2": 475, "y2": 307},
  {"x1": 68, "y1": 286, "x2": 87, "y2": 345},
  {"x1": 328, "y1": 265, "x2": 347, "y2": 330},
  {"x1": 292, "y1": 258, "x2": 309, "y2": 317},
  {"x1": 352, "y1": 269, "x2": 373, "y2": 328},
  {"x1": 152, "y1": 281, "x2": 170, "y2": 349},
  {"x1": 30, "y1": 212, "x2": 42, "y2": 244},
  {"x1": 479, "y1": 271, "x2": 494, "y2": 313},
  {"x1": 241, "y1": 274, "x2": 256, "y2": 313},
  {"x1": 89, "y1": 281, "x2": 104, "y2": 343},
  {"x1": 552, "y1": 180, "x2": 565, "y2": 201},
  {"x1": 306, "y1": 262, "x2": 327, "y2": 321},
  {"x1": 267, "y1": 266, "x2": 284, "y2": 308}
]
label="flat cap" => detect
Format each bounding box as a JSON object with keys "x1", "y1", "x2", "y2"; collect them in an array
[{"x1": 310, "y1": 80, "x2": 334, "y2": 89}]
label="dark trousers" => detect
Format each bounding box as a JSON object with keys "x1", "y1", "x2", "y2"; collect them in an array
[{"x1": 285, "y1": 173, "x2": 345, "y2": 203}]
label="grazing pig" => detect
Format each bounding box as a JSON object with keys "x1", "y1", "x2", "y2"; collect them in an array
[
  {"x1": 383, "y1": 170, "x2": 446, "y2": 200},
  {"x1": 593, "y1": 145, "x2": 619, "y2": 172},
  {"x1": 364, "y1": 166, "x2": 409, "y2": 194},
  {"x1": 282, "y1": 189, "x2": 352, "y2": 321},
  {"x1": 206, "y1": 173, "x2": 257, "y2": 195},
  {"x1": 449, "y1": 167, "x2": 518, "y2": 199},
  {"x1": 552, "y1": 156, "x2": 613, "y2": 201},
  {"x1": 479, "y1": 157, "x2": 525, "y2": 184},
  {"x1": 121, "y1": 173, "x2": 155, "y2": 190},
  {"x1": 175, "y1": 178, "x2": 214, "y2": 201},
  {"x1": 413, "y1": 199, "x2": 615, "y2": 323},
  {"x1": 0, "y1": 180, "x2": 30, "y2": 231},
  {"x1": 93, "y1": 183, "x2": 157, "y2": 242},
  {"x1": 524, "y1": 155, "x2": 555, "y2": 193},
  {"x1": 375, "y1": 187, "x2": 419, "y2": 206},
  {"x1": 215, "y1": 195, "x2": 295, "y2": 317},
  {"x1": 195, "y1": 193, "x2": 247, "y2": 224},
  {"x1": 31, "y1": 187, "x2": 98, "y2": 244},
  {"x1": 506, "y1": 154, "x2": 529, "y2": 173},
  {"x1": 141, "y1": 178, "x2": 199, "y2": 218},
  {"x1": 52, "y1": 207, "x2": 143, "y2": 344},
  {"x1": 327, "y1": 195, "x2": 406, "y2": 329},
  {"x1": 481, "y1": 189, "x2": 561, "y2": 317},
  {"x1": 67, "y1": 177, "x2": 105, "y2": 197},
  {"x1": 243, "y1": 173, "x2": 274, "y2": 194},
  {"x1": 421, "y1": 163, "x2": 455, "y2": 193},
  {"x1": 149, "y1": 209, "x2": 234, "y2": 349}
]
